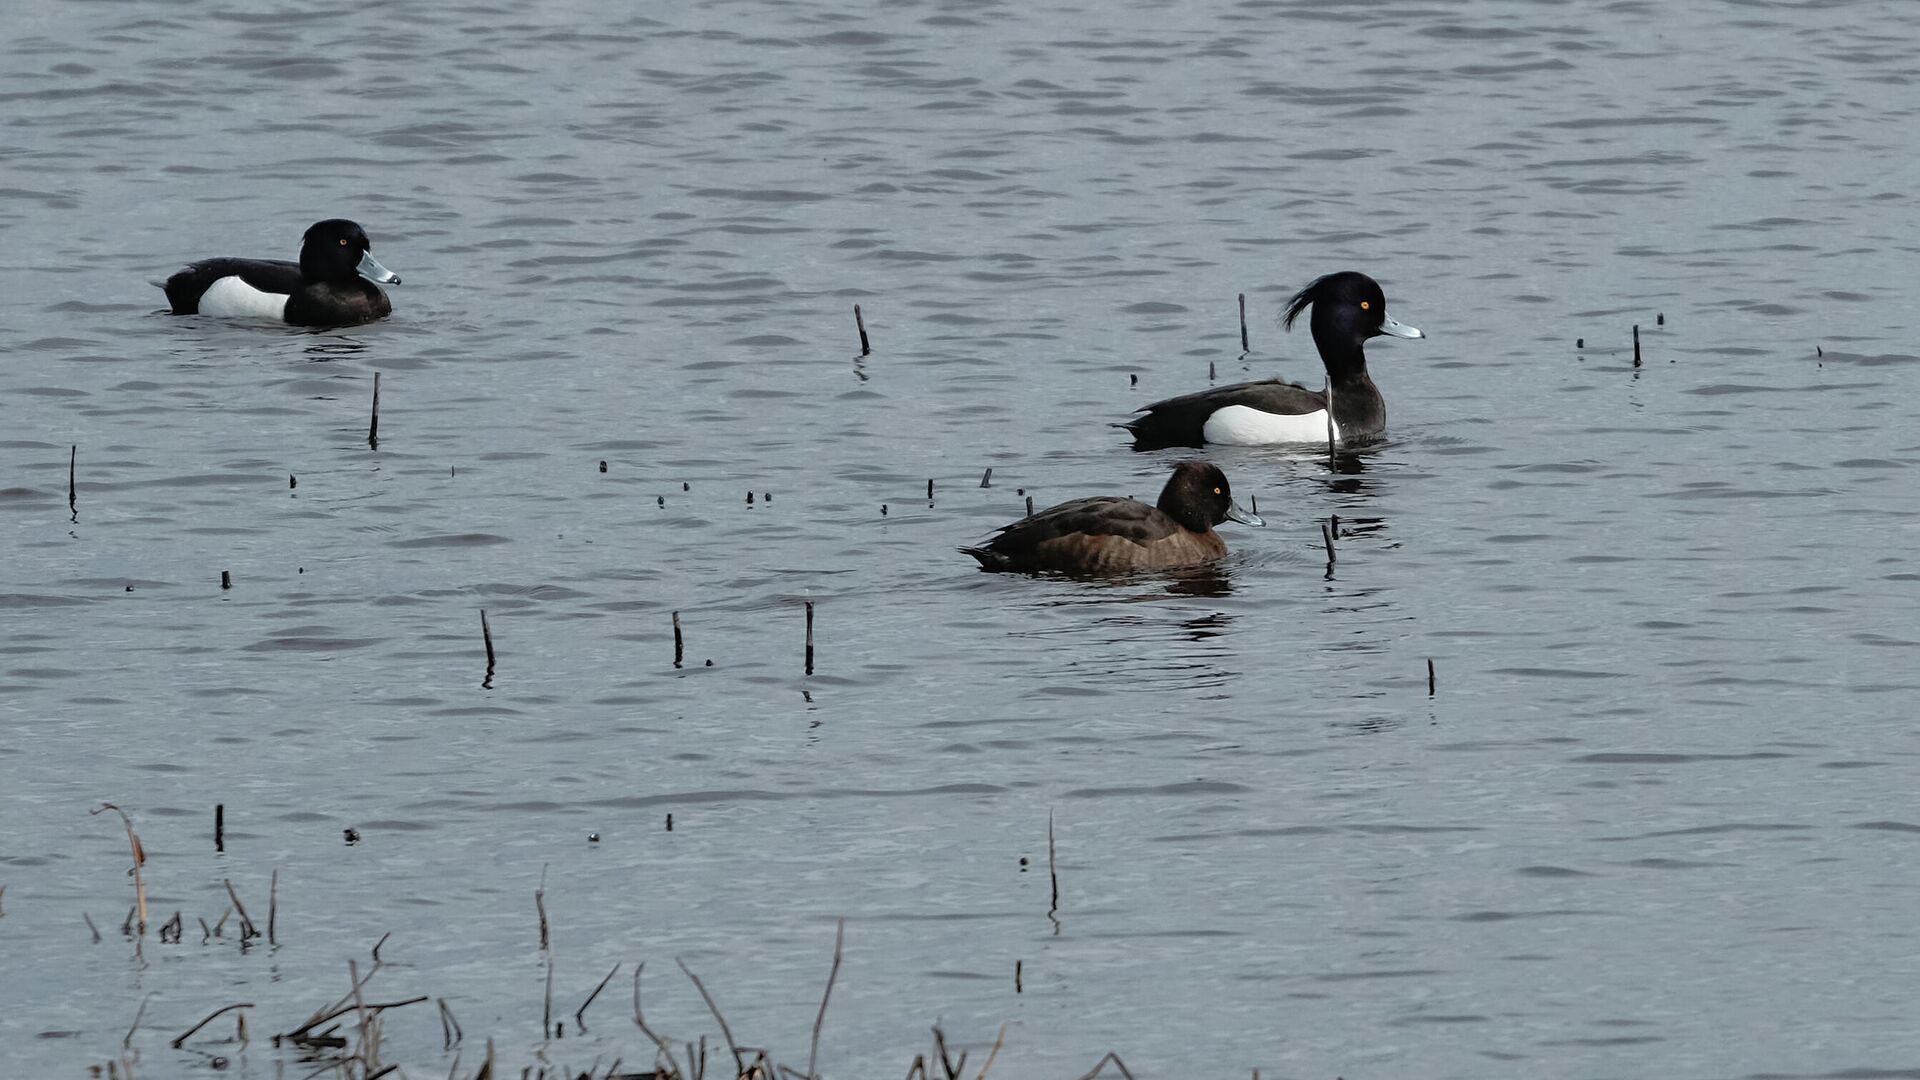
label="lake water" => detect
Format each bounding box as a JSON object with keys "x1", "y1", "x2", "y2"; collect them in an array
[{"x1": 3, "y1": 0, "x2": 1919, "y2": 1077}]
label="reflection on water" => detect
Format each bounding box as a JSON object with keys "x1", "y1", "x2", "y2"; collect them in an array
[
  {"x1": 1325, "y1": 450, "x2": 1372, "y2": 479},
  {"x1": 303, "y1": 336, "x2": 367, "y2": 360},
  {"x1": 1162, "y1": 567, "x2": 1233, "y2": 600}
]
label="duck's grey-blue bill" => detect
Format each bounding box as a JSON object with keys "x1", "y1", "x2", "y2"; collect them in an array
[
  {"x1": 1379, "y1": 314, "x2": 1422, "y2": 339},
  {"x1": 1226, "y1": 501, "x2": 1265, "y2": 527},
  {"x1": 357, "y1": 251, "x2": 401, "y2": 285}
]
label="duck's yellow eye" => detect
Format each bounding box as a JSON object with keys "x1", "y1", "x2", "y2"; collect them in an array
[
  {"x1": 1213, "y1": 487, "x2": 1222, "y2": 495},
  {"x1": 1359, "y1": 300, "x2": 1371, "y2": 310},
  {"x1": 339, "y1": 238, "x2": 349, "y2": 246}
]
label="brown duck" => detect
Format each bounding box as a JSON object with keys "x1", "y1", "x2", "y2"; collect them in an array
[{"x1": 962, "y1": 460, "x2": 1264, "y2": 573}]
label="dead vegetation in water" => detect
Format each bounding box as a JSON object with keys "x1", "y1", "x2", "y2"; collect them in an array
[
  {"x1": 112, "y1": 922, "x2": 1117, "y2": 1080},
  {"x1": 83, "y1": 808, "x2": 1137, "y2": 1080}
]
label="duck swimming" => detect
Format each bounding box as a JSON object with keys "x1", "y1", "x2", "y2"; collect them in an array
[
  {"x1": 1119, "y1": 271, "x2": 1421, "y2": 448},
  {"x1": 962, "y1": 460, "x2": 1264, "y2": 573},
  {"x1": 160, "y1": 219, "x2": 401, "y2": 327}
]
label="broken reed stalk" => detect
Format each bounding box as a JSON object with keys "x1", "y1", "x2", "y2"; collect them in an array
[
  {"x1": 927, "y1": 478, "x2": 934, "y2": 501},
  {"x1": 68, "y1": 444, "x2": 77, "y2": 518},
  {"x1": 804, "y1": 601, "x2": 815, "y2": 677},
  {"x1": 437, "y1": 998, "x2": 464, "y2": 1050},
  {"x1": 672, "y1": 611, "x2": 684, "y2": 668},
  {"x1": 1047, "y1": 811, "x2": 1061, "y2": 934},
  {"x1": 853, "y1": 304, "x2": 871, "y2": 357},
  {"x1": 480, "y1": 609, "x2": 496, "y2": 678},
  {"x1": 281, "y1": 955, "x2": 425, "y2": 1052},
  {"x1": 676, "y1": 958, "x2": 745, "y2": 1077},
  {"x1": 1428, "y1": 658, "x2": 1436, "y2": 696},
  {"x1": 535, "y1": 873, "x2": 550, "y2": 951},
  {"x1": 1238, "y1": 293, "x2": 1249, "y2": 353},
  {"x1": 1072, "y1": 1051, "x2": 1139, "y2": 1080},
  {"x1": 369, "y1": 371, "x2": 381, "y2": 447},
  {"x1": 977, "y1": 1022, "x2": 1011, "y2": 1080},
  {"x1": 171, "y1": 1003, "x2": 253, "y2": 1049},
  {"x1": 90, "y1": 804, "x2": 147, "y2": 933},
  {"x1": 632, "y1": 963, "x2": 687, "y2": 1078},
  {"x1": 543, "y1": 952, "x2": 555, "y2": 1039},
  {"x1": 933, "y1": 1026, "x2": 967, "y2": 1080},
  {"x1": 1632, "y1": 324, "x2": 1642, "y2": 368},
  {"x1": 215, "y1": 803, "x2": 224, "y2": 852},
  {"x1": 125, "y1": 992, "x2": 152, "y2": 1050},
  {"x1": 807, "y1": 918, "x2": 845, "y2": 1080},
  {"x1": 284, "y1": 994, "x2": 426, "y2": 1040},
  {"x1": 979, "y1": 467, "x2": 992, "y2": 488},
  {"x1": 1321, "y1": 519, "x2": 1337, "y2": 564},
  {"x1": 268, "y1": 868, "x2": 278, "y2": 946},
  {"x1": 222, "y1": 878, "x2": 258, "y2": 940},
  {"x1": 348, "y1": 958, "x2": 376, "y2": 1071},
  {"x1": 575, "y1": 963, "x2": 620, "y2": 1034}
]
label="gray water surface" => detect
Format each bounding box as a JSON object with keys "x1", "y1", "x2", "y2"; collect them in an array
[{"x1": 3, "y1": 1, "x2": 1920, "y2": 1077}]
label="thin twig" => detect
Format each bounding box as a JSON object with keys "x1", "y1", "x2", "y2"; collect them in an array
[
  {"x1": 284, "y1": 997, "x2": 425, "y2": 1043},
  {"x1": 575, "y1": 963, "x2": 620, "y2": 1034},
  {"x1": 676, "y1": 958, "x2": 744, "y2": 1077},
  {"x1": 1072, "y1": 1052, "x2": 1137, "y2": 1080},
  {"x1": 349, "y1": 959, "x2": 374, "y2": 1071},
  {"x1": 125, "y1": 993, "x2": 151, "y2": 1049},
  {"x1": 437, "y1": 997, "x2": 463, "y2": 1049},
  {"x1": 535, "y1": 868, "x2": 550, "y2": 951},
  {"x1": 807, "y1": 919, "x2": 845, "y2": 1079},
  {"x1": 1047, "y1": 810, "x2": 1060, "y2": 934},
  {"x1": 632, "y1": 962, "x2": 685, "y2": 1079},
  {"x1": 932, "y1": 1026, "x2": 963, "y2": 1080},
  {"x1": 91, "y1": 804, "x2": 147, "y2": 932},
  {"x1": 976, "y1": 1022, "x2": 1011, "y2": 1080},
  {"x1": 222, "y1": 879, "x2": 257, "y2": 940},
  {"x1": 543, "y1": 950, "x2": 555, "y2": 1040},
  {"x1": 171, "y1": 1003, "x2": 253, "y2": 1048}
]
